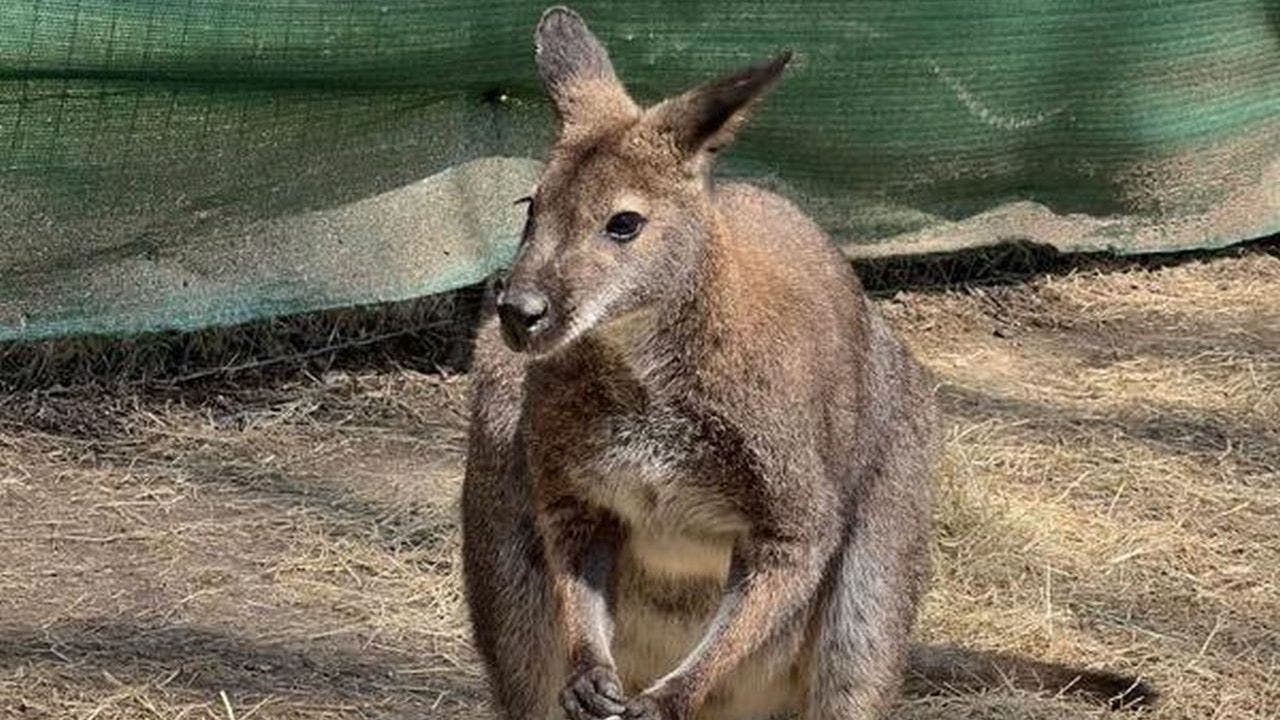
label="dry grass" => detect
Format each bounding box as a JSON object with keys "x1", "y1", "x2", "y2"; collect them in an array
[{"x1": 0, "y1": 249, "x2": 1276, "y2": 719}]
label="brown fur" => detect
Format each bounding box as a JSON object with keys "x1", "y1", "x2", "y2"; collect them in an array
[{"x1": 461, "y1": 7, "x2": 1156, "y2": 719}]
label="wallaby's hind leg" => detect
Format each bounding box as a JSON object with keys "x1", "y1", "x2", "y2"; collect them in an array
[
  {"x1": 461, "y1": 323, "x2": 564, "y2": 720},
  {"x1": 804, "y1": 426, "x2": 933, "y2": 719},
  {"x1": 803, "y1": 537, "x2": 922, "y2": 719},
  {"x1": 461, "y1": 497, "x2": 564, "y2": 720}
]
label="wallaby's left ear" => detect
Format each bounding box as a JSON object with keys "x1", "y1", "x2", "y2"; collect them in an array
[{"x1": 648, "y1": 52, "x2": 792, "y2": 160}]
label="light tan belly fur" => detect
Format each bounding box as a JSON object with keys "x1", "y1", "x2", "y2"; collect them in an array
[{"x1": 611, "y1": 530, "x2": 803, "y2": 720}]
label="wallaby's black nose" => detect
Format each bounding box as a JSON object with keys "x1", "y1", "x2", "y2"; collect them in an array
[{"x1": 497, "y1": 288, "x2": 549, "y2": 348}]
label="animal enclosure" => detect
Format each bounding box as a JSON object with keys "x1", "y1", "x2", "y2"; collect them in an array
[
  {"x1": 1, "y1": 1, "x2": 1277, "y2": 718},
  {"x1": 2, "y1": 1, "x2": 1277, "y2": 342}
]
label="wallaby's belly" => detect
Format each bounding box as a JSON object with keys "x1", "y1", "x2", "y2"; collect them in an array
[
  {"x1": 610, "y1": 526, "x2": 804, "y2": 720},
  {"x1": 574, "y1": 402, "x2": 805, "y2": 717}
]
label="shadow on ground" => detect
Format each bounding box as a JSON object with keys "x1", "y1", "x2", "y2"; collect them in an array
[{"x1": 0, "y1": 618, "x2": 485, "y2": 716}]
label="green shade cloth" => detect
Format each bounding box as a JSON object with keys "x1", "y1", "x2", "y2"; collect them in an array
[{"x1": 2, "y1": 1, "x2": 1277, "y2": 341}]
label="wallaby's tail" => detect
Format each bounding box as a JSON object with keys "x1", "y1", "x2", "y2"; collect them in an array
[{"x1": 905, "y1": 644, "x2": 1158, "y2": 711}]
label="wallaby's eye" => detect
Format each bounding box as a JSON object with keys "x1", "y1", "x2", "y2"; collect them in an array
[{"x1": 605, "y1": 211, "x2": 645, "y2": 242}]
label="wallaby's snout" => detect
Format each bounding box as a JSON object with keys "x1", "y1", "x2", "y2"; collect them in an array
[{"x1": 496, "y1": 286, "x2": 550, "y2": 351}]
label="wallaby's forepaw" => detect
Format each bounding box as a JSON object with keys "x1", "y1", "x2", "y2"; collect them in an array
[
  {"x1": 622, "y1": 689, "x2": 684, "y2": 720},
  {"x1": 621, "y1": 695, "x2": 661, "y2": 720},
  {"x1": 561, "y1": 665, "x2": 627, "y2": 720}
]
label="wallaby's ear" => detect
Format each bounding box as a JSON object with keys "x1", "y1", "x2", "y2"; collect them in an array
[
  {"x1": 648, "y1": 52, "x2": 791, "y2": 161},
  {"x1": 535, "y1": 7, "x2": 636, "y2": 129}
]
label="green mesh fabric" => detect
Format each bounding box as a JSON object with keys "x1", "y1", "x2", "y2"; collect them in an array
[{"x1": 2, "y1": 1, "x2": 1277, "y2": 341}]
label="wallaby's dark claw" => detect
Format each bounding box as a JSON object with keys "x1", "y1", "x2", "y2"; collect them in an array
[
  {"x1": 622, "y1": 695, "x2": 662, "y2": 720},
  {"x1": 561, "y1": 665, "x2": 627, "y2": 720}
]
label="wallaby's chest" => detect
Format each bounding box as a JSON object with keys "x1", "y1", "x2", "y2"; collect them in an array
[{"x1": 527, "y1": 360, "x2": 748, "y2": 541}]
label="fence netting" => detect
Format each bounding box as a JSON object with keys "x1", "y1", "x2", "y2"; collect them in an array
[{"x1": 2, "y1": 1, "x2": 1276, "y2": 341}]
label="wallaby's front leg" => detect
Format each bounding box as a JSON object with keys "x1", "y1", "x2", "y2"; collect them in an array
[
  {"x1": 626, "y1": 527, "x2": 839, "y2": 720},
  {"x1": 538, "y1": 493, "x2": 627, "y2": 720}
]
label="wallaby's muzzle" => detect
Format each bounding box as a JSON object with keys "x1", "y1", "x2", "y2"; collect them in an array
[{"x1": 496, "y1": 286, "x2": 551, "y2": 352}]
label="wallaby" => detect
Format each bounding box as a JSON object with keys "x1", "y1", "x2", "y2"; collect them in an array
[{"x1": 461, "y1": 7, "x2": 1157, "y2": 720}]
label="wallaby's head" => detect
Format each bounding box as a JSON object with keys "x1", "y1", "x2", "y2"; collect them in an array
[{"x1": 496, "y1": 6, "x2": 790, "y2": 355}]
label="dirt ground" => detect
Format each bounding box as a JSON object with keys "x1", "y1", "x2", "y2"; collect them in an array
[{"x1": 1, "y1": 249, "x2": 1276, "y2": 720}]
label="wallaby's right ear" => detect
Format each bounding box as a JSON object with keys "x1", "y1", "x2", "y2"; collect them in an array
[
  {"x1": 535, "y1": 7, "x2": 636, "y2": 130},
  {"x1": 647, "y1": 52, "x2": 791, "y2": 162}
]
